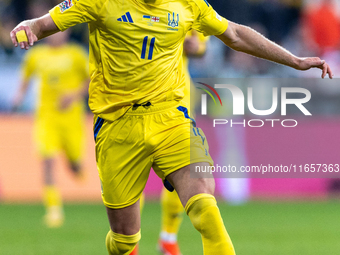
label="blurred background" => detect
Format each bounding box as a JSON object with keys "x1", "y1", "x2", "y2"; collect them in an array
[{"x1": 1, "y1": 0, "x2": 340, "y2": 255}]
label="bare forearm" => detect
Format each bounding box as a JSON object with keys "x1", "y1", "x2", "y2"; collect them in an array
[
  {"x1": 216, "y1": 21, "x2": 333, "y2": 78},
  {"x1": 218, "y1": 23, "x2": 299, "y2": 68},
  {"x1": 20, "y1": 17, "x2": 56, "y2": 40},
  {"x1": 10, "y1": 14, "x2": 59, "y2": 49},
  {"x1": 13, "y1": 80, "x2": 30, "y2": 107},
  {"x1": 18, "y1": 14, "x2": 59, "y2": 40}
]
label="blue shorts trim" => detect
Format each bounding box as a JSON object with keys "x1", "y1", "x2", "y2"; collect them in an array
[{"x1": 94, "y1": 117, "x2": 105, "y2": 141}]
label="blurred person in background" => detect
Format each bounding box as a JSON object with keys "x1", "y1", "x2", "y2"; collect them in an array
[
  {"x1": 12, "y1": 30, "x2": 89, "y2": 227},
  {"x1": 0, "y1": 14, "x2": 18, "y2": 58},
  {"x1": 302, "y1": 0, "x2": 340, "y2": 55},
  {"x1": 302, "y1": 0, "x2": 340, "y2": 194}
]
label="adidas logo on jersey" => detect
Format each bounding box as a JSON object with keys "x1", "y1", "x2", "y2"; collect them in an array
[{"x1": 117, "y1": 12, "x2": 134, "y2": 23}]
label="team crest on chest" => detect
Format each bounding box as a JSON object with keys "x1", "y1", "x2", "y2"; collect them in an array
[
  {"x1": 167, "y1": 12, "x2": 179, "y2": 31},
  {"x1": 58, "y1": 0, "x2": 73, "y2": 13}
]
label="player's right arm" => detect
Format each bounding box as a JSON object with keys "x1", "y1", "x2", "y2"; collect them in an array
[
  {"x1": 10, "y1": 0, "x2": 101, "y2": 50},
  {"x1": 10, "y1": 14, "x2": 59, "y2": 50}
]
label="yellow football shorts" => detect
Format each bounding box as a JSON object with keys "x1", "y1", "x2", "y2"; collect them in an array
[
  {"x1": 94, "y1": 101, "x2": 213, "y2": 209},
  {"x1": 35, "y1": 112, "x2": 84, "y2": 162}
]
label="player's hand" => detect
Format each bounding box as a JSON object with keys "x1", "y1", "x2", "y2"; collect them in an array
[
  {"x1": 296, "y1": 57, "x2": 333, "y2": 79},
  {"x1": 184, "y1": 32, "x2": 200, "y2": 56},
  {"x1": 59, "y1": 94, "x2": 76, "y2": 110},
  {"x1": 10, "y1": 24, "x2": 38, "y2": 50},
  {"x1": 11, "y1": 94, "x2": 23, "y2": 112}
]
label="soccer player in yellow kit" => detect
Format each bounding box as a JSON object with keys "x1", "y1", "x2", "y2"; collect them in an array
[
  {"x1": 129, "y1": 31, "x2": 208, "y2": 255},
  {"x1": 13, "y1": 31, "x2": 89, "y2": 227},
  {"x1": 11, "y1": 0, "x2": 332, "y2": 254}
]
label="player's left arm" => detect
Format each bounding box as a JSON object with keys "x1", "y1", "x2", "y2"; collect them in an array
[
  {"x1": 59, "y1": 78, "x2": 90, "y2": 110},
  {"x1": 10, "y1": 0, "x2": 101, "y2": 50},
  {"x1": 216, "y1": 21, "x2": 333, "y2": 79},
  {"x1": 59, "y1": 48, "x2": 89, "y2": 110},
  {"x1": 12, "y1": 80, "x2": 31, "y2": 111}
]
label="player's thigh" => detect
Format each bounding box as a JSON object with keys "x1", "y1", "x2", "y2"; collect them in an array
[
  {"x1": 95, "y1": 115, "x2": 153, "y2": 210},
  {"x1": 152, "y1": 107, "x2": 213, "y2": 177},
  {"x1": 166, "y1": 162, "x2": 215, "y2": 207},
  {"x1": 34, "y1": 117, "x2": 59, "y2": 157},
  {"x1": 61, "y1": 117, "x2": 85, "y2": 163},
  {"x1": 151, "y1": 106, "x2": 215, "y2": 206}
]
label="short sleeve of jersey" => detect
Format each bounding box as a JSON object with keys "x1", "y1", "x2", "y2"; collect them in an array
[
  {"x1": 191, "y1": 0, "x2": 229, "y2": 36},
  {"x1": 49, "y1": 0, "x2": 104, "y2": 31}
]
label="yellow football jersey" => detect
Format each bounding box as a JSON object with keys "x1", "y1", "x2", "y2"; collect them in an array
[
  {"x1": 22, "y1": 43, "x2": 89, "y2": 117},
  {"x1": 49, "y1": 0, "x2": 228, "y2": 121}
]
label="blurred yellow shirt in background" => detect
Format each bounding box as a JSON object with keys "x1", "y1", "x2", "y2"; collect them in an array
[
  {"x1": 21, "y1": 44, "x2": 88, "y2": 159},
  {"x1": 22, "y1": 44, "x2": 88, "y2": 118}
]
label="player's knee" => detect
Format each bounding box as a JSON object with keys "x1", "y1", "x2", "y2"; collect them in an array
[
  {"x1": 106, "y1": 230, "x2": 141, "y2": 255},
  {"x1": 185, "y1": 193, "x2": 219, "y2": 232},
  {"x1": 198, "y1": 177, "x2": 215, "y2": 195}
]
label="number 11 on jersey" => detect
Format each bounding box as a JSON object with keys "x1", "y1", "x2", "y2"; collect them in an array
[{"x1": 141, "y1": 36, "x2": 156, "y2": 60}]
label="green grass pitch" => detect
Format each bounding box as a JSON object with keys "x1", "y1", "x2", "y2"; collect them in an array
[{"x1": 1, "y1": 201, "x2": 340, "y2": 255}]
